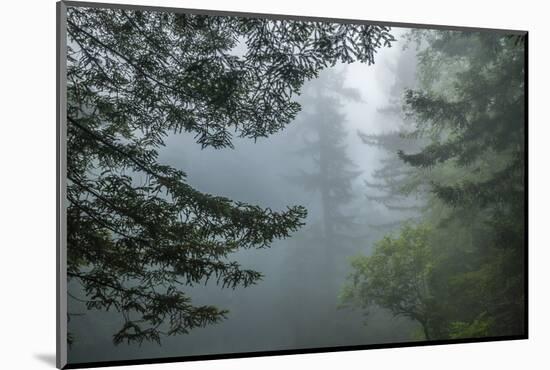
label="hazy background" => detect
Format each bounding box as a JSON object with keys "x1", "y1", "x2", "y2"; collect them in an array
[{"x1": 67, "y1": 27, "x2": 424, "y2": 363}]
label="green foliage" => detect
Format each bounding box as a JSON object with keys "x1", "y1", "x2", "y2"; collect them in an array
[
  {"x1": 449, "y1": 313, "x2": 494, "y2": 339},
  {"x1": 342, "y1": 223, "x2": 442, "y2": 339},
  {"x1": 344, "y1": 30, "x2": 525, "y2": 341},
  {"x1": 66, "y1": 6, "x2": 394, "y2": 345},
  {"x1": 401, "y1": 31, "x2": 525, "y2": 337}
]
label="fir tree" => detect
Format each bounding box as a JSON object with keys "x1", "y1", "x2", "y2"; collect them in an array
[
  {"x1": 399, "y1": 31, "x2": 526, "y2": 336},
  {"x1": 343, "y1": 31, "x2": 526, "y2": 340},
  {"x1": 359, "y1": 45, "x2": 426, "y2": 231},
  {"x1": 281, "y1": 70, "x2": 367, "y2": 346},
  {"x1": 65, "y1": 5, "x2": 395, "y2": 344}
]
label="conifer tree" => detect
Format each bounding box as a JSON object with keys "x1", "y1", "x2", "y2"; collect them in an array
[
  {"x1": 359, "y1": 46, "x2": 426, "y2": 231},
  {"x1": 280, "y1": 70, "x2": 367, "y2": 346},
  {"x1": 343, "y1": 31, "x2": 526, "y2": 339},
  {"x1": 287, "y1": 70, "x2": 362, "y2": 278},
  {"x1": 399, "y1": 31, "x2": 526, "y2": 336},
  {"x1": 65, "y1": 5, "x2": 395, "y2": 344}
]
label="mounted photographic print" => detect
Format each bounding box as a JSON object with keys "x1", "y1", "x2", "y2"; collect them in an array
[{"x1": 56, "y1": 1, "x2": 528, "y2": 368}]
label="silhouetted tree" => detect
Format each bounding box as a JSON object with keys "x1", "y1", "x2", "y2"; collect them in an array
[
  {"x1": 360, "y1": 130, "x2": 425, "y2": 225},
  {"x1": 287, "y1": 71, "x2": 363, "y2": 273},
  {"x1": 280, "y1": 70, "x2": 366, "y2": 346},
  {"x1": 359, "y1": 45, "x2": 425, "y2": 231},
  {"x1": 65, "y1": 5, "x2": 395, "y2": 344}
]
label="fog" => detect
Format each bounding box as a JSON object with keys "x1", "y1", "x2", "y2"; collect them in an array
[{"x1": 68, "y1": 28, "x2": 425, "y2": 363}]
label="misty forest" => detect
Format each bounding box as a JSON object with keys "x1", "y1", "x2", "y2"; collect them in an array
[{"x1": 65, "y1": 6, "x2": 526, "y2": 363}]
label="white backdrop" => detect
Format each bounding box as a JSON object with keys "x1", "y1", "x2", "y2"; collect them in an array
[{"x1": 0, "y1": 0, "x2": 547, "y2": 368}]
